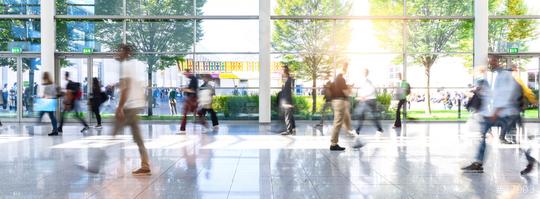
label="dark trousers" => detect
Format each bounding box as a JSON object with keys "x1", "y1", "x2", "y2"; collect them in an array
[
  {"x1": 475, "y1": 115, "x2": 519, "y2": 162},
  {"x1": 282, "y1": 107, "x2": 296, "y2": 132},
  {"x1": 92, "y1": 105, "x2": 102, "y2": 125},
  {"x1": 394, "y1": 99, "x2": 406, "y2": 127},
  {"x1": 356, "y1": 99, "x2": 383, "y2": 132},
  {"x1": 38, "y1": 111, "x2": 58, "y2": 132},
  {"x1": 59, "y1": 101, "x2": 88, "y2": 130},
  {"x1": 180, "y1": 96, "x2": 198, "y2": 131},
  {"x1": 199, "y1": 108, "x2": 219, "y2": 126}
]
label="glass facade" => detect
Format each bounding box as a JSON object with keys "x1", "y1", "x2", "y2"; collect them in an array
[{"x1": 0, "y1": 0, "x2": 539, "y2": 121}]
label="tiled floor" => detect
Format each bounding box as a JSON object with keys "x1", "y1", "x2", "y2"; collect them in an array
[{"x1": 1, "y1": 121, "x2": 540, "y2": 198}]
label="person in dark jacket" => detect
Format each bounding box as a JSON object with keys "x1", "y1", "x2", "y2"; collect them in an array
[
  {"x1": 280, "y1": 65, "x2": 296, "y2": 135},
  {"x1": 90, "y1": 78, "x2": 107, "y2": 128},
  {"x1": 58, "y1": 72, "x2": 89, "y2": 133},
  {"x1": 179, "y1": 69, "x2": 199, "y2": 134}
]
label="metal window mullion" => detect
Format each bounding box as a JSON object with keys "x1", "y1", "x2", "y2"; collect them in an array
[
  {"x1": 55, "y1": 15, "x2": 259, "y2": 20},
  {"x1": 122, "y1": 0, "x2": 127, "y2": 44},
  {"x1": 489, "y1": 15, "x2": 540, "y2": 19},
  {"x1": 87, "y1": 57, "x2": 93, "y2": 124},
  {"x1": 270, "y1": 15, "x2": 473, "y2": 20},
  {"x1": 0, "y1": 14, "x2": 40, "y2": 19},
  {"x1": 16, "y1": 56, "x2": 23, "y2": 121}
]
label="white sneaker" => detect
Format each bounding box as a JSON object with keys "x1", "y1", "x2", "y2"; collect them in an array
[
  {"x1": 178, "y1": 130, "x2": 186, "y2": 135},
  {"x1": 348, "y1": 130, "x2": 358, "y2": 136},
  {"x1": 352, "y1": 137, "x2": 366, "y2": 149},
  {"x1": 375, "y1": 131, "x2": 383, "y2": 137}
]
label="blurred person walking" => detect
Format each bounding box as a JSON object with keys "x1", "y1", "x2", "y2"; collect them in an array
[
  {"x1": 36, "y1": 72, "x2": 58, "y2": 135},
  {"x1": 179, "y1": 69, "x2": 199, "y2": 134},
  {"x1": 354, "y1": 68, "x2": 384, "y2": 136},
  {"x1": 90, "y1": 78, "x2": 108, "y2": 129},
  {"x1": 330, "y1": 62, "x2": 364, "y2": 151},
  {"x1": 509, "y1": 64, "x2": 538, "y2": 175},
  {"x1": 168, "y1": 88, "x2": 178, "y2": 115},
  {"x1": 111, "y1": 44, "x2": 151, "y2": 176},
  {"x1": 393, "y1": 73, "x2": 410, "y2": 128},
  {"x1": 462, "y1": 56, "x2": 522, "y2": 173},
  {"x1": 197, "y1": 75, "x2": 219, "y2": 131},
  {"x1": 315, "y1": 79, "x2": 333, "y2": 129},
  {"x1": 58, "y1": 72, "x2": 89, "y2": 133},
  {"x1": 279, "y1": 65, "x2": 296, "y2": 135}
]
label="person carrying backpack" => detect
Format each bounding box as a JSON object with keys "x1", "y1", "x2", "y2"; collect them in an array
[
  {"x1": 58, "y1": 71, "x2": 89, "y2": 134},
  {"x1": 315, "y1": 78, "x2": 333, "y2": 128},
  {"x1": 462, "y1": 56, "x2": 522, "y2": 173},
  {"x1": 90, "y1": 78, "x2": 108, "y2": 129},
  {"x1": 393, "y1": 73, "x2": 410, "y2": 128}
]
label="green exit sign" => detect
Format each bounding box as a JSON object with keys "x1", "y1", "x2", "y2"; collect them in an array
[
  {"x1": 83, "y1": 48, "x2": 93, "y2": 54},
  {"x1": 11, "y1": 47, "x2": 22, "y2": 54},
  {"x1": 508, "y1": 47, "x2": 519, "y2": 54}
]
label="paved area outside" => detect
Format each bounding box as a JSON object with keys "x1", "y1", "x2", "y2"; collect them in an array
[{"x1": 1, "y1": 121, "x2": 540, "y2": 198}]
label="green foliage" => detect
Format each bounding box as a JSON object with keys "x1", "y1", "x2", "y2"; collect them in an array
[
  {"x1": 371, "y1": 0, "x2": 475, "y2": 114},
  {"x1": 273, "y1": 0, "x2": 352, "y2": 114},
  {"x1": 488, "y1": 0, "x2": 537, "y2": 53}
]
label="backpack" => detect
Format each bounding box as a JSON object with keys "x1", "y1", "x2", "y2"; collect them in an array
[
  {"x1": 72, "y1": 82, "x2": 82, "y2": 100},
  {"x1": 466, "y1": 92, "x2": 482, "y2": 112},
  {"x1": 99, "y1": 92, "x2": 109, "y2": 104},
  {"x1": 323, "y1": 82, "x2": 333, "y2": 100},
  {"x1": 404, "y1": 82, "x2": 411, "y2": 95}
]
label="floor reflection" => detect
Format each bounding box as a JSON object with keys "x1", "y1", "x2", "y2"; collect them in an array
[{"x1": 0, "y1": 122, "x2": 539, "y2": 198}]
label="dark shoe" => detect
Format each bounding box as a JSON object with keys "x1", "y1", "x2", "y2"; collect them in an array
[
  {"x1": 330, "y1": 144, "x2": 346, "y2": 151},
  {"x1": 57, "y1": 128, "x2": 63, "y2": 133},
  {"x1": 132, "y1": 168, "x2": 151, "y2": 176},
  {"x1": 81, "y1": 126, "x2": 89, "y2": 133},
  {"x1": 48, "y1": 132, "x2": 59, "y2": 136},
  {"x1": 499, "y1": 139, "x2": 514, "y2": 144},
  {"x1": 280, "y1": 131, "x2": 294, "y2": 136},
  {"x1": 461, "y1": 162, "x2": 484, "y2": 173},
  {"x1": 521, "y1": 162, "x2": 535, "y2": 175}
]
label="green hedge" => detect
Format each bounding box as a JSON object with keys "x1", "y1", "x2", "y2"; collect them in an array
[{"x1": 212, "y1": 93, "x2": 392, "y2": 120}]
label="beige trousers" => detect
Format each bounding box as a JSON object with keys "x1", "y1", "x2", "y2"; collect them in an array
[
  {"x1": 112, "y1": 108, "x2": 150, "y2": 170},
  {"x1": 331, "y1": 99, "x2": 352, "y2": 145}
]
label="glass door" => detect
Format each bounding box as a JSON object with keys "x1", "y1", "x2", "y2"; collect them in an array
[
  {"x1": 0, "y1": 57, "x2": 18, "y2": 119},
  {"x1": 0, "y1": 54, "x2": 41, "y2": 122},
  {"x1": 21, "y1": 57, "x2": 42, "y2": 119}
]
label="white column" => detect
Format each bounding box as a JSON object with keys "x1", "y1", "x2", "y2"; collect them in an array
[
  {"x1": 41, "y1": 0, "x2": 55, "y2": 80},
  {"x1": 259, "y1": 0, "x2": 271, "y2": 123},
  {"x1": 474, "y1": 0, "x2": 488, "y2": 73}
]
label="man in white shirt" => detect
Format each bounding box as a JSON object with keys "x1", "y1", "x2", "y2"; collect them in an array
[
  {"x1": 462, "y1": 56, "x2": 521, "y2": 173},
  {"x1": 111, "y1": 44, "x2": 150, "y2": 176},
  {"x1": 354, "y1": 68, "x2": 383, "y2": 136}
]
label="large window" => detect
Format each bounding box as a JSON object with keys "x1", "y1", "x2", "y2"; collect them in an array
[
  {"x1": 489, "y1": 0, "x2": 540, "y2": 16},
  {"x1": 196, "y1": 20, "x2": 259, "y2": 52},
  {"x1": 0, "y1": 19, "x2": 41, "y2": 52},
  {"x1": 0, "y1": 0, "x2": 40, "y2": 15}
]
